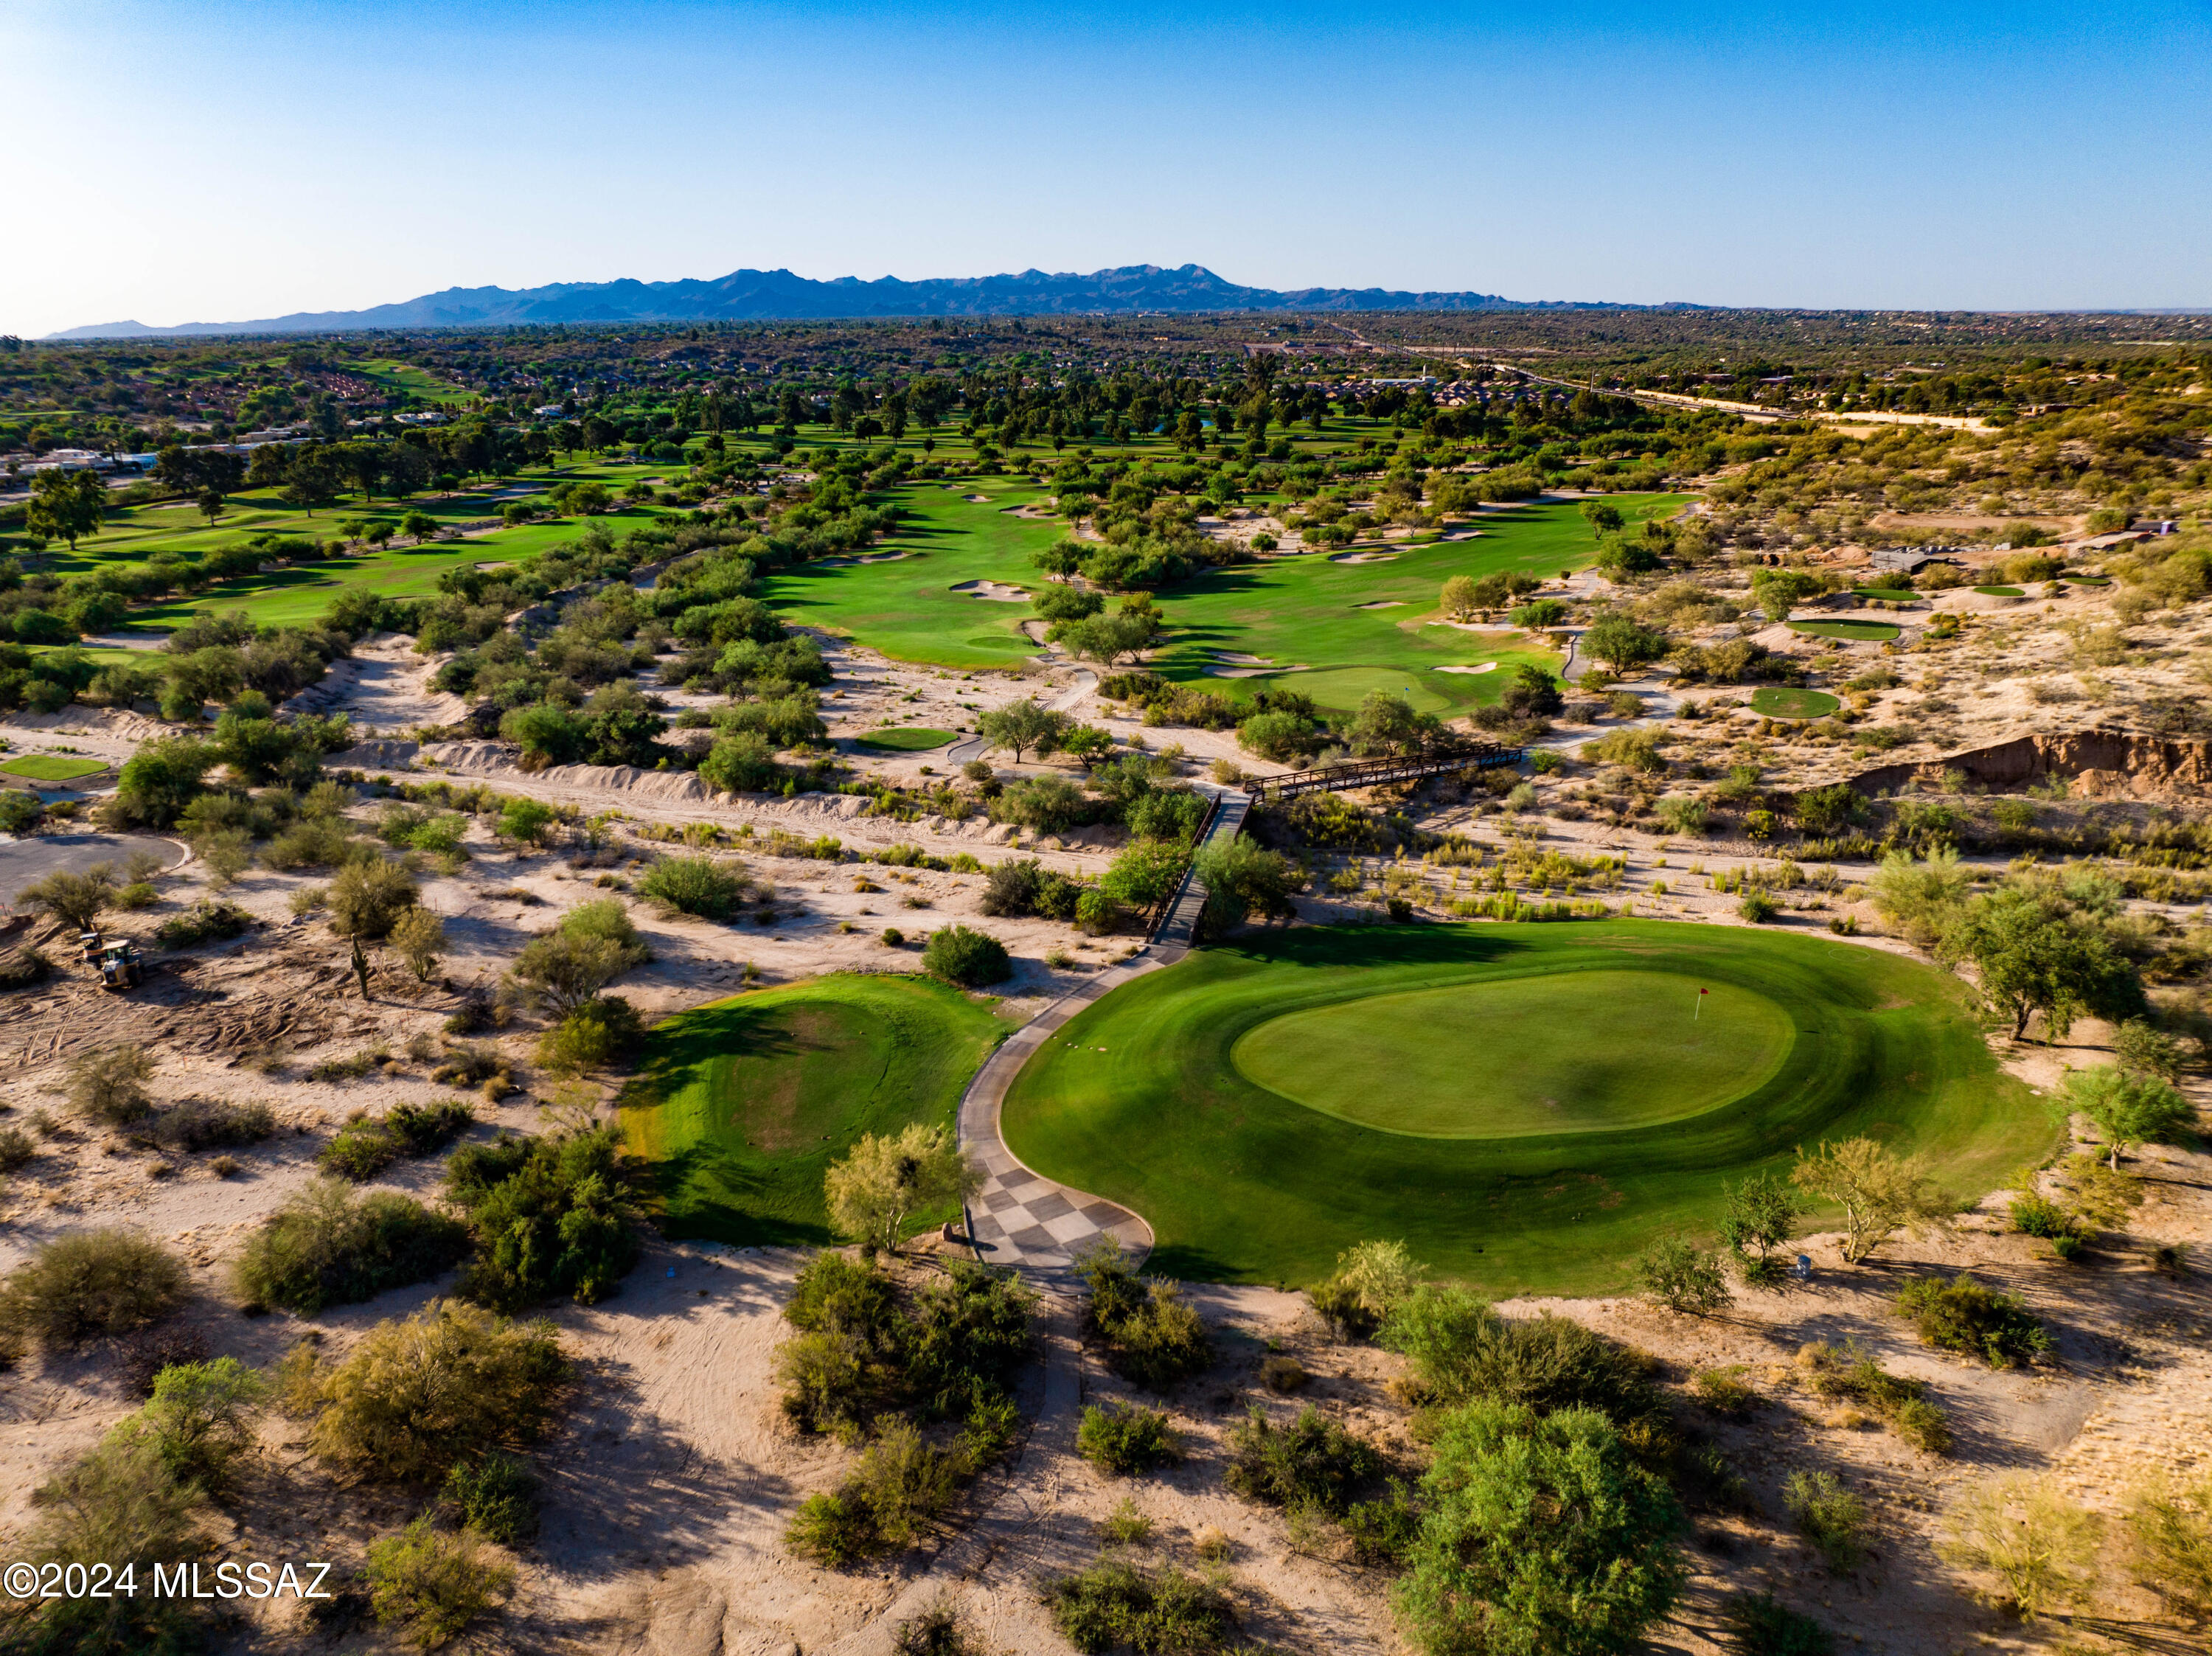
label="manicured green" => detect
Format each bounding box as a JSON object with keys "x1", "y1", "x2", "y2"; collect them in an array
[
  {"x1": 1787, "y1": 620, "x2": 1901, "y2": 642},
  {"x1": 0, "y1": 754, "x2": 110, "y2": 781},
  {"x1": 1973, "y1": 585, "x2": 2025, "y2": 598},
  {"x1": 1849, "y1": 587, "x2": 1917, "y2": 601},
  {"x1": 618, "y1": 973, "x2": 1008, "y2": 1245},
  {"x1": 1000, "y1": 922, "x2": 2050, "y2": 1293},
  {"x1": 854, "y1": 726, "x2": 959, "y2": 751},
  {"x1": 345, "y1": 358, "x2": 474, "y2": 406},
  {"x1": 1748, "y1": 686, "x2": 1842, "y2": 720},
  {"x1": 1233, "y1": 970, "x2": 1792, "y2": 1138}
]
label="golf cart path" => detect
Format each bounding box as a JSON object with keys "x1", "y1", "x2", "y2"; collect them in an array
[
  {"x1": 945, "y1": 669, "x2": 1096, "y2": 766},
  {"x1": 957, "y1": 946, "x2": 1179, "y2": 1273}
]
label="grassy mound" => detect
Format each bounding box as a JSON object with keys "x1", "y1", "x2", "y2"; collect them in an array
[
  {"x1": 1787, "y1": 619, "x2": 1900, "y2": 642},
  {"x1": 619, "y1": 974, "x2": 1007, "y2": 1245},
  {"x1": 1973, "y1": 585, "x2": 2025, "y2": 597},
  {"x1": 855, "y1": 727, "x2": 959, "y2": 751},
  {"x1": 1849, "y1": 587, "x2": 1917, "y2": 601},
  {"x1": 1001, "y1": 922, "x2": 2047, "y2": 1293},
  {"x1": 1748, "y1": 686, "x2": 1842, "y2": 720},
  {"x1": 0, "y1": 754, "x2": 108, "y2": 782}
]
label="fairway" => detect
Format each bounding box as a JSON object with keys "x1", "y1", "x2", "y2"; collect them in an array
[
  {"x1": 0, "y1": 754, "x2": 111, "y2": 781},
  {"x1": 1748, "y1": 686, "x2": 1841, "y2": 719},
  {"x1": 618, "y1": 973, "x2": 1007, "y2": 1245},
  {"x1": 1001, "y1": 922, "x2": 2051, "y2": 1293},
  {"x1": 1789, "y1": 619, "x2": 1900, "y2": 641},
  {"x1": 855, "y1": 726, "x2": 959, "y2": 751},
  {"x1": 1233, "y1": 971, "x2": 1792, "y2": 1138}
]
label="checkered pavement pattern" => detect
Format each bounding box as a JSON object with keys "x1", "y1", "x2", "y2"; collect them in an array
[{"x1": 964, "y1": 1141, "x2": 1150, "y2": 1271}]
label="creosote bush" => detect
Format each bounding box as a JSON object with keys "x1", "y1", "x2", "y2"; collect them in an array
[
  {"x1": 2125, "y1": 1472, "x2": 2212, "y2": 1622},
  {"x1": 445, "y1": 1127, "x2": 639, "y2": 1310},
  {"x1": 234, "y1": 1179, "x2": 471, "y2": 1315},
  {"x1": 1040, "y1": 1555, "x2": 1242, "y2": 1656},
  {"x1": 442, "y1": 1452, "x2": 541, "y2": 1546},
  {"x1": 1784, "y1": 1469, "x2": 1871, "y2": 1572},
  {"x1": 366, "y1": 1518, "x2": 516, "y2": 1650},
  {"x1": 1893, "y1": 1273, "x2": 2051, "y2": 1368},
  {"x1": 0, "y1": 1229, "x2": 189, "y2": 1351},
  {"x1": 1071, "y1": 1241, "x2": 1211, "y2": 1388},
  {"x1": 66, "y1": 1043, "x2": 156, "y2": 1127},
  {"x1": 636, "y1": 854, "x2": 748, "y2": 919},
  {"x1": 920, "y1": 924, "x2": 1011, "y2": 987},
  {"x1": 1798, "y1": 1340, "x2": 1952, "y2": 1453},
  {"x1": 1077, "y1": 1402, "x2": 1185, "y2": 1476},
  {"x1": 1938, "y1": 1472, "x2": 2099, "y2": 1621}
]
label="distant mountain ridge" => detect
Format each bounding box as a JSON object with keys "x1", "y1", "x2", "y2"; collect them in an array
[{"x1": 49, "y1": 262, "x2": 1632, "y2": 339}]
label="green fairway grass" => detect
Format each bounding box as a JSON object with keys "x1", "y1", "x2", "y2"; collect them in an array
[
  {"x1": 1234, "y1": 970, "x2": 1792, "y2": 1138},
  {"x1": 1001, "y1": 922, "x2": 2050, "y2": 1293},
  {"x1": 618, "y1": 973, "x2": 1008, "y2": 1246},
  {"x1": 1788, "y1": 619, "x2": 1901, "y2": 642},
  {"x1": 762, "y1": 487, "x2": 1682, "y2": 712},
  {"x1": 1748, "y1": 686, "x2": 1843, "y2": 720},
  {"x1": 855, "y1": 726, "x2": 959, "y2": 751},
  {"x1": 0, "y1": 754, "x2": 111, "y2": 781},
  {"x1": 1974, "y1": 585, "x2": 2025, "y2": 597}
]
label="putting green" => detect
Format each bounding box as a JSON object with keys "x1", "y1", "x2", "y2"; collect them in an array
[
  {"x1": 1232, "y1": 971, "x2": 1792, "y2": 1138},
  {"x1": 619, "y1": 973, "x2": 1008, "y2": 1245},
  {"x1": 1001, "y1": 922, "x2": 2051, "y2": 1293},
  {"x1": 1748, "y1": 686, "x2": 1842, "y2": 720},
  {"x1": 855, "y1": 726, "x2": 959, "y2": 751},
  {"x1": 0, "y1": 754, "x2": 110, "y2": 781}
]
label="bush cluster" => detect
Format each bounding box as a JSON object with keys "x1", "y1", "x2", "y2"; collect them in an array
[
  {"x1": 1072, "y1": 1242, "x2": 1211, "y2": 1389},
  {"x1": 1798, "y1": 1340, "x2": 1952, "y2": 1454},
  {"x1": 920, "y1": 924, "x2": 1011, "y2": 987},
  {"x1": 1893, "y1": 1274, "x2": 2052, "y2": 1368},
  {"x1": 318, "y1": 1099, "x2": 476, "y2": 1180},
  {"x1": 445, "y1": 1128, "x2": 639, "y2": 1310},
  {"x1": 1040, "y1": 1556, "x2": 1242, "y2": 1655},
  {"x1": 1077, "y1": 1402, "x2": 1185, "y2": 1476},
  {"x1": 235, "y1": 1180, "x2": 471, "y2": 1315},
  {"x1": 0, "y1": 1229, "x2": 189, "y2": 1351}
]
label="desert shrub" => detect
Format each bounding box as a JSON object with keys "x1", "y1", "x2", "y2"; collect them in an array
[
  {"x1": 1311, "y1": 1238, "x2": 1426, "y2": 1340},
  {"x1": 891, "y1": 1596, "x2": 984, "y2": 1656},
  {"x1": 6, "y1": 1434, "x2": 214, "y2": 1655},
  {"x1": 1720, "y1": 1593, "x2": 1834, "y2": 1656},
  {"x1": 900, "y1": 1261, "x2": 1039, "y2": 1421},
  {"x1": 1784, "y1": 1470, "x2": 1871, "y2": 1571},
  {"x1": 1635, "y1": 1234, "x2": 1732, "y2": 1313},
  {"x1": 318, "y1": 1117, "x2": 403, "y2": 1180},
  {"x1": 1377, "y1": 1286, "x2": 1666, "y2": 1441},
  {"x1": 66, "y1": 1043, "x2": 155, "y2": 1127},
  {"x1": 787, "y1": 1248, "x2": 901, "y2": 1335},
  {"x1": 366, "y1": 1518, "x2": 516, "y2": 1649},
  {"x1": 1394, "y1": 1400, "x2": 1685, "y2": 1656},
  {"x1": 262, "y1": 814, "x2": 358, "y2": 869},
  {"x1": 136, "y1": 1096, "x2": 276, "y2": 1153},
  {"x1": 117, "y1": 1356, "x2": 268, "y2": 1499},
  {"x1": 2008, "y1": 1191, "x2": 2073, "y2": 1239},
  {"x1": 0, "y1": 1229, "x2": 187, "y2": 1350},
  {"x1": 431, "y1": 1040, "x2": 513, "y2": 1090},
  {"x1": 1078, "y1": 1402, "x2": 1185, "y2": 1475},
  {"x1": 441, "y1": 1452, "x2": 540, "y2": 1545},
  {"x1": 1939, "y1": 1472, "x2": 2099, "y2": 1621},
  {"x1": 508, "y1": 929, "x2": 634, "y2": 1019},
  {"x1": 785, "y1": 1489, "x2": 878, "y2": 1568},
  {"x1": 0, "y1": 946, "x2": 53, "y2": 991},
  {"x1": 920, "y1": 924, "x2": 1011, "y2": 987},
  {"x1": 636, "y1": 854, "x2": 748, "y2": 919},
  {"x1": 0, "y1": 1124, "x2": 35, "y2": 1172},
  {"x1": 558, "y1": 895, "x2": 650, "y2": 959},
  {"x1": 1226, "y1": 1405, "x2": 1388, "y2": 1516},
  {"x1": 1893, "y1": 1273, "x2": 2051, "y2": 1368},
  {"x1": 784, "y1": 1419, "x2": 970, "y2": 1564},
  {"x1": 112, "y1": 880, "x2": 158, "y2": 910},
  {"x1": 1040, "y1": 1555, "x2": 1242, "y2": 1655},
  {"x1": 287, "y1": 1299, "x2": 567, "y2": 1483},
  {"x1": 19, "y1": 865, "x2": 116, "y2": 932},
  {"x1": 1690, "y1": 1365, "x2": 1756, "y2": 1414},
  {"x1": 1798, "y1": 1340, "x2": 1952, "y2": 1453},
  {"x1": 235, "y1": 1180, "x2": 471, "y2": 1315},
  {"x1": 1261, "y1": 1354, "x2": 1308, "y2": 1393},
  {"x1": 2125, "y1": 1473, "x2": 2212, "y2": 1622},
  {"x1": 153, "y1": 898, "x2": 253, "y2": 948},
  {"x1": 1101, "y1": 1280, "x2": 1210, "y2": 1389},
  {"x1": 445, "y1": 1128, "x2": 639, "y2": 1310},
  {"x1": 536, "y1": 994, "x2": 645, "y2": 1072},
  {"x1": 981, "y1": 857, "x2": 1083, "y2": 921},
  {"x1": 1738, "y1": 888, "x2": 1778, "y2": 923}
]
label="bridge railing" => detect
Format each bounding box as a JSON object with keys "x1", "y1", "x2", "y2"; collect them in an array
[{"x1": 1244, "y1": 742, "x2": 1526, "y2": 801}]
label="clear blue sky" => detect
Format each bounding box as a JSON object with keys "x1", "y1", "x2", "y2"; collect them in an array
[{"x1": 6, "y1": 0, "x2": 2207, "y2": 335}]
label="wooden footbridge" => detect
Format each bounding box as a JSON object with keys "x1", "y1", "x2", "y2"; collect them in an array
[{"x1": 1242, "y1": 740, "x2": 1526, "y2": 802}]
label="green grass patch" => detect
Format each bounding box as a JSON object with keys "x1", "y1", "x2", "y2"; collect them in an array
[
  {"x1": 0, "y1": 754, "x2": 110, "y2": 781},
  {"x1": 854, "y1": 727, "x2": 959, "y2": 752},
  {"x1": 1001, "y1": 922, "x2": 2049, "y2": 1293},
  {"x1": 618, "y1": 973, "x2": 1007, "y2": 1245},
  {"x1": 1787, "y1": 620, "x2": 1901, "y2": 642},
  {"x1": 1849, "y1": 587, "x2": 1918, "y2": 602},
  {"x1": 1748, "y1": 686, "x2": 1843, "y2": 720},
  {"x1": 1973, "y1": 585, "x2": 2025, "y2": 598}
]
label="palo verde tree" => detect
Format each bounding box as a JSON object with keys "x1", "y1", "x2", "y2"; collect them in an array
[{"x1": 823, "y1": 1124, "x2": 981, "y2": 1256}]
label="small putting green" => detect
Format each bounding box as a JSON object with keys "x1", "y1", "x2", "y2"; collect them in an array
[
  {"x1": 855, "y1": 726, "x2": 959, "y2": 751},
  {"x1": 1001, "y1": 922, "x2": 2050, "y2": 1293},
  {"x1": 1974, "y1": 585, "x2": 2025, "y2": 598},
  {"x1": 0, "y1": 754, "x2": 109, "y2": 782},
  {"x1": 1850, "y1": 587, "x2": 1917, "y2": 602},
  {"x1": 619, "y1": 973, "x2": 1007, "y2": 1245},
  {"x1": 1233, "y1": 971, "x2": 1792, "y2": 1138},
  {"x1": 1789, "y1": 619, "x2": 1901, "y2": 642},
  {"x1": 1748, "y1": 686, "x2": 1843, "y2": 720}
]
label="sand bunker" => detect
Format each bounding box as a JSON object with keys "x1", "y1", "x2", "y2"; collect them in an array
[
  {"x1": 964, "y1": 493, "x2": 990, "y2": 503},
  {"x1": 1353, "y1": 601, "x2": 1406, "y2": 610},
  {"x1": 1211, "y1": 652, "x2": 1273, "y2": 665},
  {"x1": 1331, "y1": 551, "x2": 1399, "y2": 564},
  {"x1": 1206, "y1": 664, "x2": 1307, "y2": 678},
  {"x1": 1433, "y1": 662, "x2": 1499, "y2": 675},
  {"x1": 950, "y1": 580, "x2": 1029, "y2": 602}
]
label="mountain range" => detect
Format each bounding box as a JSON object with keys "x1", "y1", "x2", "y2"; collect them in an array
[{"x1": 49, "y1": 263, "x2": 1629, "y2": 339}]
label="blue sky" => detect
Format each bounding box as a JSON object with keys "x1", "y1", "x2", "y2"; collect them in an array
[{"x1": 6, "y1": 0, "x2": 2206, "y2": 335}]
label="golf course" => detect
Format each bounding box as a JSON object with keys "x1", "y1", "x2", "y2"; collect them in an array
[
  {"x1": 1000, "y1": 921, "x2": 2051, "y2": 1292},
  {"x1": 618, "y1": 973, "x2": 1012, "y2": 1246}
]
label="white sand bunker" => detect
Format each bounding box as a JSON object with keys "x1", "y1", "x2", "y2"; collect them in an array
[
  {"x1": 951, "y1": 580, "x2": 1029, "y2": 602},
  {"x1": 1207, "y1": 664, "x2": 1308, "y2": 678},
  {"x1": 1211, "y1": 651, "x2": 1273, "y2": 665},
  {"x1": 1331, "y1": 550, "x2": 1399, "y2": 563},
  {"x1": 964, "y1": 493, "x2": 991, "y2": 503},
  {"x1": 1434, "y1": 662, "x2": 1499, "y2": 675},
  {"x1": 1354, "y1": 601, "x2": 1406, "y2": 610}
]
